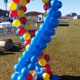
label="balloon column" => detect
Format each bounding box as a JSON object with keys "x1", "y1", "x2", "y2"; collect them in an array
[{"x1": 9, "y1": 0, "x2": 62, "y2": 80}]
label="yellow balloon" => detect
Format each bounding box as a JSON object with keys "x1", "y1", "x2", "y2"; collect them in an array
[
  {"x1": 42, "y1": 0, "x2": 49, "y2": 3},
  {"x1": 24, "y1": 23, "x2": 31, "y2": 30},
  {"x1": 42, "y1": 73, "x2": 50, "y2": 80},
  {"x1": 18, "y1": 10, "x2": 24, "y2": 17},
  {"x1": 23, "y1": 32, "x2": 31, "y2": 40},
  {"x1": 39, "y1": 58, "x2": 46, "y2": 66},
  {"x1": 9, "y1": 1, "x2": 17, "y2": 10},
  {"x1": 44, "y1": 11, "x2": 47, "y2": 17},
  {"x1": 30, "y1": 70, "x2": 35, "y2": 74},
  {"x1": 43, "y1": 48, "x2": 47, "y2": 55},
  {"x1": 12, "y1": 20, "x2": 21, "y2": 27},
  {"x1": 20, "y1": 0, "x2": 27, "y2": 6}
]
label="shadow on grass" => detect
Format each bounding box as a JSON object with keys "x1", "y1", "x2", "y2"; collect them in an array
[
  {"x1": 59, "y1": 24, "x2": 69, "y2": 27},
  {"x1": 0, "y1": 51, "x2": 15, "y2": 55},
  {"x1": 60, "y1": 75, "x2": 80, "y2": 80}
]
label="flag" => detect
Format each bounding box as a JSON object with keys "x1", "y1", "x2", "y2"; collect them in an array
[{"x1": 4, "y1": 0, "x2": 8, "y2": 3}]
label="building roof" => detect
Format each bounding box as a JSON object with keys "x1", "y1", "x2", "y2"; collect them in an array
[
  {"x1": 25, "y1": 11, "x2": 43, "y2": 16},
  {"x1": 0, "y1": 9, "x2": 9, "y2": 17}
]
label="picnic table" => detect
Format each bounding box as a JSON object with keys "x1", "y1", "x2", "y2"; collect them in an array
[{"x1": 0, "y1": 22, "x2": 12, "y2": 35}]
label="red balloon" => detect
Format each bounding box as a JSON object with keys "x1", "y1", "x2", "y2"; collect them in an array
[
  {"x1": 20, "y1": 6, "x2": 27, "y2": 12},
  {"x1": 17, "y1": 27, "x2": 26, "y2": 35},
  {"x1": 10, "y1": 10, "x2": 18, "y2": 18},
  {"x1": 20, "y1": 17, "x2": 27, "y2": 24},
  {"x1": 29, "y1": 30, "x2": 35, "y2": 37},
  {"x1": 13, "y1": 0, "x2": 20, "y2": 3},
  {"x1": 24, "y1": 40, "x2": 31, "y2": 46},
  {"x1": 26, "y1": 0, "x2": 30, "y2": 3},
  {"x1": 43, "y1": 64, "x2": 51, "y2": 72},
  {"x1": 43, "y1": 3, "x2": 51, "y2": 11},
  {"x1": 26, "y1": 74, "x2": 33, "y2": 80},
  {"x1": 38, "y1": 55, "x2": 43, "y2": 60},
  {"x1": 48, "y1": 71, "x2": 53, "y2": 78},
  {"x1": 44, "y1": 55, "x2": 50, "y2": 61}
]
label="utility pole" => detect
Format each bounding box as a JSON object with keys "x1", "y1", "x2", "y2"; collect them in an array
[
  {"x1": 4, "y1": 0, "x2": 8, "y2": 21},
  {"x1": 4, "y1": 0, "x2": 8, "y2": 11},
  {"x1": 5, "y1": 3, "x2": 7, "y2": 11}
]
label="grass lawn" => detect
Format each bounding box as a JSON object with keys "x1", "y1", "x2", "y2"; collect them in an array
[{"x1": 0, "y1": 20, "x2": 80, "y2": 80}]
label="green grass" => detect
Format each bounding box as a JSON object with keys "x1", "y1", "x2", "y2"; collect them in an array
[{"x1": 0, "y1": 20, "x2": 80, "y2": 80}]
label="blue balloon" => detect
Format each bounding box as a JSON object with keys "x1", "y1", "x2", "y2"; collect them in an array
[
  {"x1": 50, "y1": 75, "x2": 60, "y2": 80},
  {"x1": 57, "y1": 1, "x2": 62, "y2": 9},
  {"x1": 17, "y1": 17, "x2": 20, "y2": 20},
  {"x1": 43, "y1": 35, "x2": 51, "y2": 43},
  {"x1": 51, "y1": 19, "x2": 59, "y2": 28},
  {"x1": 39, "y1": 68, "x2": 44, "y2": 74},
  {"x1": 21, "y1": 67, "x2": 29, "y2": 76},
  {"x1": 16, "y1": 6, "x2": 19, "y2": 11},
  {"x1": 9, "y1": 15, "x2": 14, "y2": 20},
  {"x1": 18, "y1": 56, "x2": 27, "y2": 65},
  {"x1": 30, "y1": 55, "x2": 38, "y2": 63},
  {"x1": 21, "y1": 24, "x2": 25, "y2": 27},
  {"x1": 31, "y1": 37, "x2": 40, "y2": 45},
  {"x1": 46, "y1": 26, "x2": 56, "y2": 36},
  {"x1": 26, "y1": 59, "x2": 31, "y2": 64},
  {"x1": 55, "y1": 11, "x2": 62, "y2": 18},
  {"x1": 35, "y1": 47, "x2": 43, "y2": 56},
  {"x1": 35, "y1": 30, "x2": 44, "y2": 39},
  {"x1": 43, "y1": 16, "x2": 51, "y2": 24},
  {"x1": 12, "y1": 26, "x2": 17, "y2": 30},
  {"x1": 49, "y1": 0, "x2": 52, "y2": 3},
  {"x1": 40, "y1": 23, "x2": 48, "y2": 32},
  {"x1": 14, "y1": 63, "x2": 24, "y2": 72},
  {"x1": 22, "y1": 51, "x2": 32, "y2": 59},
  {"x1": 20, "y1": 36, "x2": 25, "y2": 42},
  {"x1": 16, "y1": 31, "x2": 21, "y2": 36},
  {"x1": 27, "y1": 44, "x2": 36, "y2": 53},
  {"x1": 28, "y1": 63, "x2": 35, "y2": 70},
  {"x1": 47, "y1": 7, "x2": 55, "y2": 17},
  {"x1": 17, "y1": 3, "x2": 20, "y2": 7},
  {"x1": 35, "y1": 63, "x2": 42, "y2": 71},
  {"x1": 37, "y1": 70, "x2": 44, "y2": 80},
  {"x1": 13, "y1": 18, "x2": 16, "y2": 20},
  {"x1": 38, "y1": 38, "x2": 47, "y2": 49},
  {"x1": 17, "y1": 75, "x2": 26, "y2": 80},
  {"x1": 37, "y1": 74, "x2": 43, "y2": 80},
  {"x1": 11, "y1": 72, "x2": 20, "y2": 80},
  {"x1": 50, "y1": 0, "x2": 58, "y2": 8}
]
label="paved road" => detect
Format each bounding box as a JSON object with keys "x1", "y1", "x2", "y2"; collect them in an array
[{"x1": 0, "y1": 28, "x2": 16, "y2": 40}]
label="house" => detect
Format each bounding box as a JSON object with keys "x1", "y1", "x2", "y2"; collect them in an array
[
  {"x1": 73, "y1": 15, "x2": 80, "y2": 19},
  {"x1": 25, "y1": 11, "x2": 44, "y2": 30},
  {"x1": 70, "y1": 12, "x2": 77, "y2": 17},
  {"x1": 0, "y1": 9, "x2": 9, "y2": 22}
]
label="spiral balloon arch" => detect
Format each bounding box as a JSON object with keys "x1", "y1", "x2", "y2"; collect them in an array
[{"x1": 9, "y1": 0, "x2": 62, "y2": 80}]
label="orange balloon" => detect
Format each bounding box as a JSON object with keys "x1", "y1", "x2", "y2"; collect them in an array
[
  {"x1": 19, "y1": 0, "x2": 27, "y2": 6},
  {"x1": 18, "y1": 10, "x2": 24, "y2": 17}
]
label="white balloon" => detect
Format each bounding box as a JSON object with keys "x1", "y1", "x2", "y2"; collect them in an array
[{"x1": 32, "y1": 71, "x2": 38, "y2": 80}]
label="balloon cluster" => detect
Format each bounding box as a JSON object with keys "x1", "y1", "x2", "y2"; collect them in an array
[
  {"x1": 9, "y1": 0, "x2": 35, "y2": 44},
  {"x1": 9, "y1": 0, "x2": 62, "y2": 80}
]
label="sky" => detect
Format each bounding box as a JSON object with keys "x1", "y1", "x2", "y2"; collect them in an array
[{"x1": 0, "y1": 0, "x2": 80, "y2": 16}]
